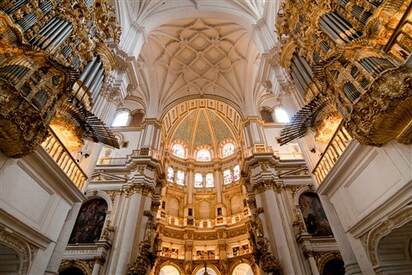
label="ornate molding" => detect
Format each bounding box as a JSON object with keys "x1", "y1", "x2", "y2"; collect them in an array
[{"x1": 0, "y1": 229, "x2": 32, "y2": 275}]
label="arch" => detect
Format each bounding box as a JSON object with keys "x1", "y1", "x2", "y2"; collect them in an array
[
  {"x1": 318, "y1": 253, "x2": 344, "y2": 275},
  {"x1": 232, "y1": 263, "x2": 254, "y2": 275},
  {"x1": 321, "y1": 259, "x2": 345, "y2": 275},
  {"x1": 366, "y1": 204, "x2": 412, "y2": 267},
  {"x1": 274, "y1": 107, "x2": 290, "y2": 123},
  {"x1": 111, "y1": 109, "x2": 131, "y2": 127},
  {"x1": 159, "y1": 264, "x2": 181, "y2": 275},
  {"x1": 0, "y1": 230, "x2": 32, "y2": 275},
  {"x1": 59, "y1": 260, "x2": 92, "y2": 275},
  {"x1": 69, "y1": 198, "x2": 108, "y2": 243},
  {"x1": 84, "y1": 190, "x2": 113, "y2": 213},
  {"x1": 221, "y1": 141, "x2": 235, "y2": 158},
  {"x1": 260, "y1": 107, "x2": 274, "y2": 123},
  {"x1": 298, "y1": 192, "x2": 332, "y2": 236},
  {"x1": 172, "y1": 143, "x2": 186, "y2": 159},
  {"x1": 193, "y1": 265, "x2": 220, "y2": 275},
  {"x1": 59, "y1": 266, "x2": 85, "y2": 275},
  {"x1": 196, "y1": 148, "x2": 212, "y2": 162}
]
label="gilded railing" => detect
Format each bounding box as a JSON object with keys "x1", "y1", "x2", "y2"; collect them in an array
[
  {"x1": 312, "y1": 122, "x2": 352, "y2": 185},
  {"x1": 41, "y1": 129, "x2": 87, "y2": 190}
]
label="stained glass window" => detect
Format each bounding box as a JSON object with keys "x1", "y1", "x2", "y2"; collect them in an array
[
  {"x1": 223, "y1": 169, "x2": 233, "y2": 185},
  {"x1": 167, "y1": 167, "x2": 174, "y2": 182},
  {"x1": 205, "y1": 173, "x2": 214, "y2": 187},
  {"x1": 194, "y1": 173, "x2": 203, "y2": 188},
  {"x1": 222, "y1": 142, "x2": 235, "y2": 158},
  {"x1": 172, "y1": 143, "x2": 185, "y2": 158},
  {"x1": 176, "y1": 170, "x2": 185, "y2": 185},
  {"x1": 196, "y1": 149, "x2": 211, "y2": 161},
  {"x1": 233, "y1": 165, "x2": 240, "y2": 181}
]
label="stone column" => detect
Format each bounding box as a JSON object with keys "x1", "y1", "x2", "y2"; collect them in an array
[
  {"x1": 114, "y1": 187, "x2": 142, "y2": 275},
  {"x1": 259, "y1": 187, "x2": 300, "y2": 275},
  {"x1": 91, "y1": 257, "x2": 105, "y2": 275},
  {"x1": 319, "y1": 195, "x2": 362, "y2": 274},
  {"x1": 214, "y1": 165, "x2": 222, "y2": 204},
  {"x1": 45, "y1": 202, "x2": 82, "y2": 274},
  {"x1": 305, "y1": 251, "x2": 320, "y2": 275}
]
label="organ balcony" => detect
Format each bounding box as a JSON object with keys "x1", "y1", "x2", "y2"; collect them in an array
[{"x1": 0, "y1": 0, "x2": 120, "y2": 190}]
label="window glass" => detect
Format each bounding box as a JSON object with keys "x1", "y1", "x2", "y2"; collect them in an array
[
  {"x1": 233, "y1": 165, "x2": 240, "y2": 181},
  {"x1": 172, "y1": 144, "x2": 185, "y2": 158},
  {"x1": 111, "y1": 110, "x2": 130, "y2": 127},
  {"x1": 176, "y1": 170, "x2": 185, "y2": 185},
  {"x1": 223, "y1": 169, "x2": 233, "y2": 185},
  {"x1": 167, "y1": 167, "x2": 174, "y2": 182},
  {"x1": 194, "y1": 173, "x2": 203, "y2": 188},
  {"x1": 196, "y1": 149, "x2": 211, "y2": 161},
  {"x1": 274, "y1": 107, "x2": 290, "y2": 123},
  {"x1": 222, "y1": 143, "x2": 235, "y2": 158},
  {"x1": 205, "y1": 173, "x2": 214, "y2": 187}
]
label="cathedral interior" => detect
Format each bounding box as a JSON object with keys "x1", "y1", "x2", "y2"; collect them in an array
[{"x1": 0, "y1": 0, "x2": 411, "y2": 274}]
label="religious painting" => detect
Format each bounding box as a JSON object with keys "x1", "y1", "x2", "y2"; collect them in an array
[
  {"x1": 69, "y1": 199, "x2": 107, "y2": 243},
  {"x1": 299, "y1": 193, "x2": 332, "y2": 236}
]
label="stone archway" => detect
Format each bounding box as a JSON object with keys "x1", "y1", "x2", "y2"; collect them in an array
[
  {"x1": 365, "y1": 204, "x2": 412, "y2": 272},
  {"x1": 375, "y1": 219, "x2": 412, "y2": 274},
  {"x1": 0, "y1": 230, "x2": 32, "y2": 275}
]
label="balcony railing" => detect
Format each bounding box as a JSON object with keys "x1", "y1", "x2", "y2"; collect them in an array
[
  {"x1": 312, "y1": 122, "x2": 352, "y2": 185},
  {"x1": 97, "y1": 157, "x2": 127, "y2": 166},
  {"x1": 41, "y1": 129, "x2": 87, "y2": 190},
  {"x1": 157, "y1": 210, "x2": 250, "y2": 228}
]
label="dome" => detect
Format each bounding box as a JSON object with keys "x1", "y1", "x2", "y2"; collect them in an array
[
  {"x1": 164, "y1": 99, "x2": 241, "y2": 161},
  {"x1": 167, "y1": 104, "x2": 239, "y2": 160}
]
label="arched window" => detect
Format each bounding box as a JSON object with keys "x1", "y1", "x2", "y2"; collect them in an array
[
  {"x1": 111, "y1": 110, "x2": 130, "y2": 127},
  {"x1": 223, "y1": 169, "x2": 233, "y2": 185},
  {"x1": 260, "y1": 108, "x2": 274, "y2": 123},
  {"x1": 299, "y1": 192, "x2": 333, "y2": 236},
  {"x1": 233, "y1": 165, "x2": 240, "y2": 181},
  {"x1": 322, "y1": 258, "x2": 345, "y2": 275},
  {"x1": 167, "y1": 167, "x2": 174, "y2": 182},
  {"x1": 60, "y1": 267, "x2": 85, "y2": 275},
  {"x1": 195, "y1": 267, "x2": 217, "y2": 275},
  {"x1": 69, "y1": 199, "x2": 107, "y2": 243},
  {"x1": 176, "y1": 170, "x2": 185, "y2": 186},
  {"x1": 232, "y1": 263, "x2": 254, "y2": 275},
  {"x1": 172, "y1": 143, "x2": 185, "y2": 159},
  {"x1": 222, "y1": 142, "x2": 235, "y2": 158},
  {"x1": 205, "y1": 173, "x2": 214, "y2": 188},
  {"x1": 194, "y1": 173, "x2": 203, "y2": 188},
  {"x1": 159, "y1": 265, "x2": 181, "y2": 275},
  {"x1": 196, "y1": 149, "x2": 211, "y2": 161},
  {"x1": 274, "y1": 107, "x2": 290, "y2": 123}
]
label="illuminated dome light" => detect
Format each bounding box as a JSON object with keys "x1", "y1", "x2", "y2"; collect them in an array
[
  {"x1": 111, "y1": 110, "x2": 131, "y2": 127},
  {"x1": 195, "y1": 267, "x2": 217, "y2": 275},
  {"x1": 232, "y1": 263, "x2": 254, "y2": 275},
  {"x1": 196, "y1": 148, "x2": 212, "y2": 162},
  {"x1": 222, "y1": 142, "x2": 235, "y2": 158},
  {"x1": 172, "y1": 143, "x2": 186, "y2": 158},
  {"x1": 159, "y1": 265, "x2": 181, "y2": 275},
  {"x1": 275, "y1": 107, "x2": 290, "y2": 124}
]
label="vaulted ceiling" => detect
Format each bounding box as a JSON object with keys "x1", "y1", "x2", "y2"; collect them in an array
[{"x1": 117, "y1": 0, "x2": 281, "y2": 117}]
